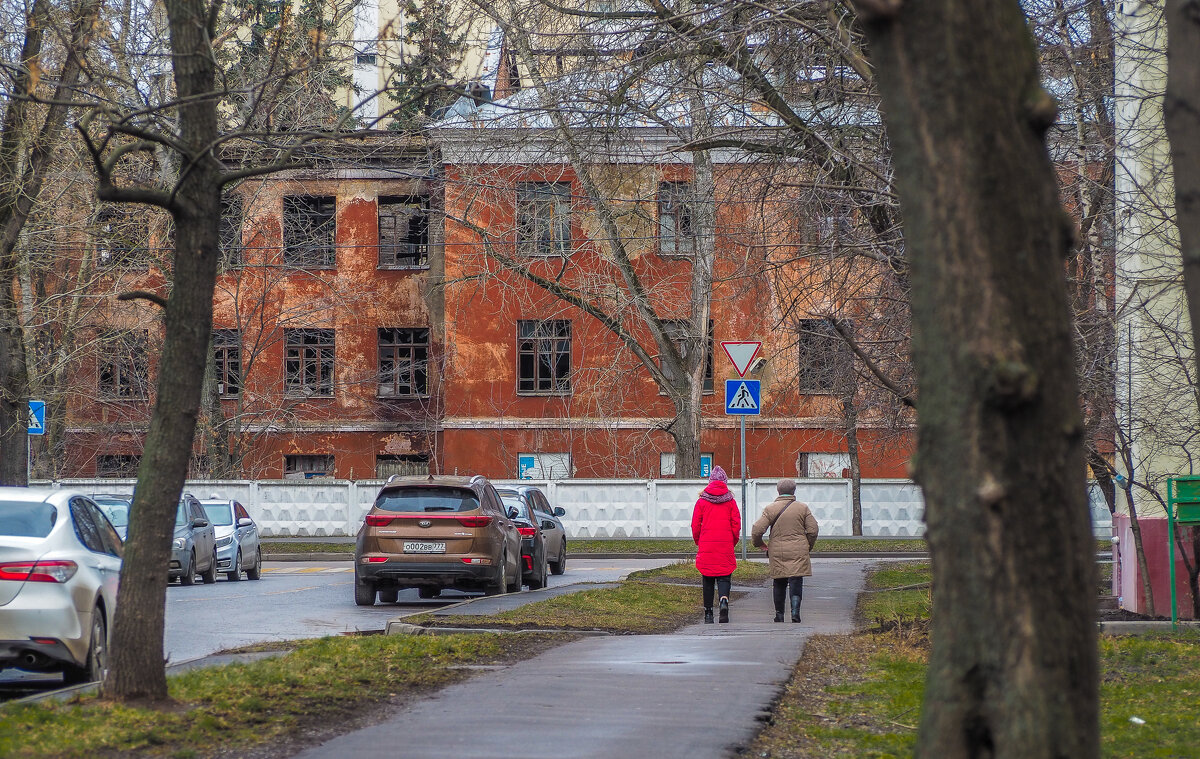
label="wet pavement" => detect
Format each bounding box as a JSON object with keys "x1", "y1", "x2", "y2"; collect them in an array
[{"x1": 290, "y1": 558, "x2": 869, "y2": 759}]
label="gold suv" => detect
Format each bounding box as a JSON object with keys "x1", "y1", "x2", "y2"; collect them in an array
[{"x1": 354, "y1": 475, "x2": 522, "y2": 605}]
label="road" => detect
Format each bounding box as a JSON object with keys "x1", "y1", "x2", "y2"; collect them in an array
[{"x1": 0, "y1": 557, "x2": 675, "y2": 700}]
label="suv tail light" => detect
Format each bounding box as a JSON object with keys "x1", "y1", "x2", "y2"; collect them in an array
[
  {"x1": 365, "y1": 515, "x2": 396, "y2": 526},
  {"x1": 0, "y1": 560, "x2": 78, "y2": 583},
  {"x1": 516, "y1": 526, "x2": 537, "y2": 537},
  {"x1": 455, "y1": 516, "x2": 492, "y2": 527}
]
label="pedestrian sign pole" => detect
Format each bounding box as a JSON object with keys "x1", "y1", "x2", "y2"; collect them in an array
[
  {"x1": 722, "y1": 341, "x2": 762, "y2": 561},
  {"x1": 26, "y1": 400, "x2": 45, "y2": 483}
]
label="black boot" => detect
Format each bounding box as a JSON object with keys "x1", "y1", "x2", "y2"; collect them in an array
[
  {"x1": 704, "y1": 608, "x2": 714, "y2": 624},
  {"x1": 718, "y1": 596, "x2": 729, "y2": 623},
  {"x1": 790, "y1": 595, "x2": 802, "y2": 623},
  {"x1": 773, "y1": 611, "x2": 784, "y2": 623}
]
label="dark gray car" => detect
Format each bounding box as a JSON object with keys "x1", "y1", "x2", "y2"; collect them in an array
[
  {"x1": 170, "y1": 494, "x2": 217, "y2": 585},
  {"x1": 496, "y1": 486, "x2": 568, "y2": 575}
]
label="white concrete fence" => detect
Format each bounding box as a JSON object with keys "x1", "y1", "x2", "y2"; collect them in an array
[{"x1": 39, "y1": 478, "x2": 1114, "y2": 539}]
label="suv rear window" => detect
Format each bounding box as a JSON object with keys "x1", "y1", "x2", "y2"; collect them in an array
[
  {"x1": 374, "y1": 487, "x2": 480, "y2": 513},
  {"x1": 0, "y1": 501, "x2": 58, "y2": 538}
]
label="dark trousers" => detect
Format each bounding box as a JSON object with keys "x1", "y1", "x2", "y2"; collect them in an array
[
  {"x1": 702, "y1": 574, "x2": 732, "y2": 609},
  {"x1": 772, "y1": 576, "x2": 805, "y2": 613}
]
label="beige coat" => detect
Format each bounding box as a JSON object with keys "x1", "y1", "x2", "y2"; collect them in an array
[{"x1": 751, "y1": 495, "x2": 819, "y2": 578}]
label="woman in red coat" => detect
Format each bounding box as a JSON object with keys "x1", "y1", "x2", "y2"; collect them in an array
[{"x1": 691, "y1": 465, "x2": 741, "y2": 623}]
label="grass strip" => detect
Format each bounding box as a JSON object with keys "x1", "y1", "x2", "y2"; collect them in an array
[
  {"x1": 410, "y1": 580, "x2": 705, "y2": 634},
  {"x1": 626, "y1": 558, "x2": 773, "y2": 585},
  {"x1": 0, "y1": 632, "x2": 566, "y2": 759},
  {"x1": 749, "y1": 564, "x2": 1200, "y2": 758}
]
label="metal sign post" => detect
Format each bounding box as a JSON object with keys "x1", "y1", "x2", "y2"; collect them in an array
[
  {"x1": 725, "y1": 378, "x2": 760, "y2": 560},
  {"x1": 26, "y1": 400, "x2": 45, "y2": 484}
]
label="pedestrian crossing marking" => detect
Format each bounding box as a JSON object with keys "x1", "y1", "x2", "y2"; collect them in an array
[{"x1": 728, "y1": 382, "x2": 758, "y2": 410}]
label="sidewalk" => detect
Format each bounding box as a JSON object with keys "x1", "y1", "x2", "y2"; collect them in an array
[{"x1": 290, "y1": 558, "x2": 869, "y2": 759}]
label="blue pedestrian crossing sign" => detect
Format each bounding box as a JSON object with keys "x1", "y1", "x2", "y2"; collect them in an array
[
  {"x1": 27, "y1": 400, "x2": 45, "y2": 435},
  {"x1": 724, "y1": 379, "x2": 760, "y2": 415}
]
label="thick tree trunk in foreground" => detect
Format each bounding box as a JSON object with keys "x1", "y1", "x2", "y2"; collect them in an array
[
  {"x1": 1165, "y1": 0, "x2": 1200, "y2": 380},
  {"x1": 102, "y1": 0, "x2": 223, "y2": 701},
  {"x1": 856, "y1": 1, "x2": 1098, "y2": 756}
]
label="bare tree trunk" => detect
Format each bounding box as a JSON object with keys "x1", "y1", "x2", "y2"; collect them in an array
[
  {"x1": 1164, "y1": 0, "x2": 1200, "y2": 381},
  {"x1": 843, "y1": 396, "x2": 863, "y2": 536},
  {"x1": 0, "y1": 0, "x2": 101, "y2": 485},
  {"x1": 101, "y1": 0, "x2": 223, "y2": 702},
  {"x1": 856, "y1": 1, "x2": 1098, "y2": 756}
]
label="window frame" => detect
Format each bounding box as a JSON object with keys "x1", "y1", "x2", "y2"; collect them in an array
[
  {"x1": 98, "y1": 330, "x2": 150, "y2": 400},
  {"x1": 657, "y1": 181, "x2": 694, "y2": 256},
  {"x1": 284, "y1": 454, "x2": 334, "y2": 479},
  {"x1": 378, "y1": 327, "x2": 430, "y2": 399},
  {"x1": 283, "y1": 195, "x2": 337, "y2": 269},
  {"x1": 284, "y1": 328, "x2": 336, "y2": 398},
  {"x1": 212, "y1": 329, "x2": 242, "y2": 398},
  {"x1": 377, "y1": 196, "x2": 430, "y2": 269},
  {"x1": 516, "y1": 182, "x2": 572, "y2": 257},
  {"x1": 516, "y1": 319, "x2": 572, "y2": 395}
]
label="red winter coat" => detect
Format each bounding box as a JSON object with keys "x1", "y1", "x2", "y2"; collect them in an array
[{"x1": 691, "y1": 482, "x2": 740, "y2": 577}]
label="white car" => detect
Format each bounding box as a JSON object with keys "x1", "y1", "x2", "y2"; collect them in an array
[
  {"x1": 199, "y1": 498, "x2": 262, "y2": 581},
  {"x1": 0, "y1": 488, "x2": 122, "y2": 684}
]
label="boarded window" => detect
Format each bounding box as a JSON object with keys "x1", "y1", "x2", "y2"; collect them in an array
[
  {"x1": 284, "y1": 454, "x2": 334, "y2": 479},
  {"x1": 376, "y1": 454, "x2": 430, "y2": 478}
]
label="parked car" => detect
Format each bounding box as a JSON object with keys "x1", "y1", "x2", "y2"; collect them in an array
[
  {"x1": 0, "y1": 488, "x2": 122, "y2": 683},
  {"x1": 498, "y1": 489, "x2": 548, "y2": 589},
  {"x1": 354, "y1": 475, "x2": 522, "y2": 605},
  {"x1": 92, "y1": 494, "x2": 132, "y2": 541},
  {"x1": 170, "y1": 494, "x2": 217, "y2": 585},
  {"x1": 497, "y1": 485, "x2": 568, "y2": 576},
  {"x1": 199, "y1": 498, "x2": 262, "y2": 581}
]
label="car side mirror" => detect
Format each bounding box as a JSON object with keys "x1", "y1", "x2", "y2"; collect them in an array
[
  {"x1": 553, "y1": 507, "x2": 565, "y2": 517},
  {"x1": 192, "y1": 518, "x2": 209, "y2": 528},
  {"x1": 507, "y1": 507, "x2": 519, "y2": 519},
  {"x1": 237, "y1": 517, "x2": 253, "y2": 527}
]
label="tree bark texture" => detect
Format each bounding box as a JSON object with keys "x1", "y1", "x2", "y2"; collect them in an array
[
  {"x1": 857, "y1": 1, "x2": 1099, "y2": 757},
  {"x1": 102, "y1": 0, "x2": 223, "y2": 701},
  {"x1": 1165, "y1": 0, "x2": 1200, "y2": 384}
]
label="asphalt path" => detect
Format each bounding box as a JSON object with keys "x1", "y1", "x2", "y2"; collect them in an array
[{"x1": 0, "y1": 557, "x2": 676, "y2": 700}]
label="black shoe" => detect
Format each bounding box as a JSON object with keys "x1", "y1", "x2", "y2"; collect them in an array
[
  {"x1": 704, "y1": 608, "x2": 714, "y2": 624},
  {"x1": 718, "y1": 596, "x2": 729, "y2": 623},
  {"x1": 791, "y1": 595, "x2": 802, "y2": 623},
  {"x1": 774, "y1": 612, "x2": 784, "y2": 623}
]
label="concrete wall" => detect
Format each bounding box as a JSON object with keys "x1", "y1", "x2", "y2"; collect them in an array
[{"x1": 44, "y1": 478, "x2": 1112, "y2": 540}]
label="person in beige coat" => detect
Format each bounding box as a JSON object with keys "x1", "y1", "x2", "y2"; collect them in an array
[{"x1": 751, "y1": 478, "x2": 819, "y2": 622}]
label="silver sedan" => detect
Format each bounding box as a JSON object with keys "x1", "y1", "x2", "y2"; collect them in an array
[{"x1": 0, "y1": 488, "x2": 122, "y2": 683}]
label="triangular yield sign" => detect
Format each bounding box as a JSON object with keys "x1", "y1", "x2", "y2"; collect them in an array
[{"x1": 721, "y1": 341, "x2": 762, "y2": 377}]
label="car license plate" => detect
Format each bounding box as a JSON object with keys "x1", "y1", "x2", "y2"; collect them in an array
[{"x1": 403, "y1": 541, "x2": 446, "y2": 554}]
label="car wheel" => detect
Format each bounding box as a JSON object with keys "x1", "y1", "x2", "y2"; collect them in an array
[
  {"x1": 550, "y1": 540, "x2": 567, "y2": 575},
  {"x1": 63, "y1": 609, "x2": 107, "y2": 685},
  {"x1": 378, "y1": 589, "x2": 399, "y2": 603},
  {"x1": 201, "y1": 549, "x2": 219, "y2": 584},
  {"x1": 418, "y1": 586, "x2": 440, "y2": 599},
  {"x1": 246, "y1": 548, "x2": 262, "y2": 580},
  {"x1": 180, "y1": 551, "x2": 196, "y2": 585},
  {"x1": 354, "y1": 571, "x2": 376, "y2": 606},
  {"x1": 483, "y1": 552, "x2": 506, "y2": 596},
  {"x1": 527, "y1": 550, "x2": 547, "y2": 590},
  {"x1": 227, "y1": 550, "x2": 243, "y2": 581}
]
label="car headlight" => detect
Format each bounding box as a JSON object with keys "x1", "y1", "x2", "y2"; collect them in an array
[
  {"x1": 216, "y1": 536, "x2": 233, "y2": 548},
  {"x1": 173, "y1": 538, "x2": 186, "y2": 550}
]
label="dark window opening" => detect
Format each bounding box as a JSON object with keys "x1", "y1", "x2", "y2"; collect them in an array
[
  {"x1": 658, "y1": 182, "x2": 694, "y2": 256},
  {"x1": 375, "y1": 454, "x2": 431, "y2": 478},
  {"x1": 797, "y1": 318, "x2": 852, "y2": 394},
  {"x1": 97, "y1": 454, "x2": 141, "y2": 477},
  {"x1": 284, "y1": 454, "x2": 334, "y2": 479},
  {"x1": 517, "y1": 320, "x2": 571, "y2": 394},
  {"x1": 220, "y1": 195, "x2": 244, "y2": 268},
  {"x1": 285, "y1": 328, "x2": 335, "y2": 397},
  {"x1": 378, "y1": 197, "x2": 429, "y2": 267},
  {"x1": 99, "y1": 330, "x2": 150, "y2": 399},
  {"x1": 516, "y1": 182, "x2": 571, "y2": 257},
  {"x1": 378, "y1": 327, "x2": 429, "y2": 398},
  {"x1": 213, "y1": 329, "x2": 241, "y2": 397},
  {"x1": 283, "y1": 196, "x2": 336, "y2": 268},
  {"x1": 96, "y1": 207, "x2": 152, "y2": 269}
]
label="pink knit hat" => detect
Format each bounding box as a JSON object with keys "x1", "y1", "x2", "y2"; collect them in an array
[{"x1": 709, "y1": 465, "x2": 728, "y2": 484}]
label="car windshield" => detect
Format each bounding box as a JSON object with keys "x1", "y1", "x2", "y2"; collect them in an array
[
  {"x1": 94, "y1": 499, "x2": 130, "y2": 528},
  {"x1": 500, "y1": 496, "x2": 532, "y2": 522},
  {"x1": 374, "y1": 487, "x2": 479, "y2": 513},
  {"x1": 201, "y1": 503, "x2": 234, "y2": 526},
  {"x1": 175, "y1": 503, "x2": 190, "y2": 527},
  {"x1": 0, "y1": 501, "x2": 58, "y2": 538}
]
